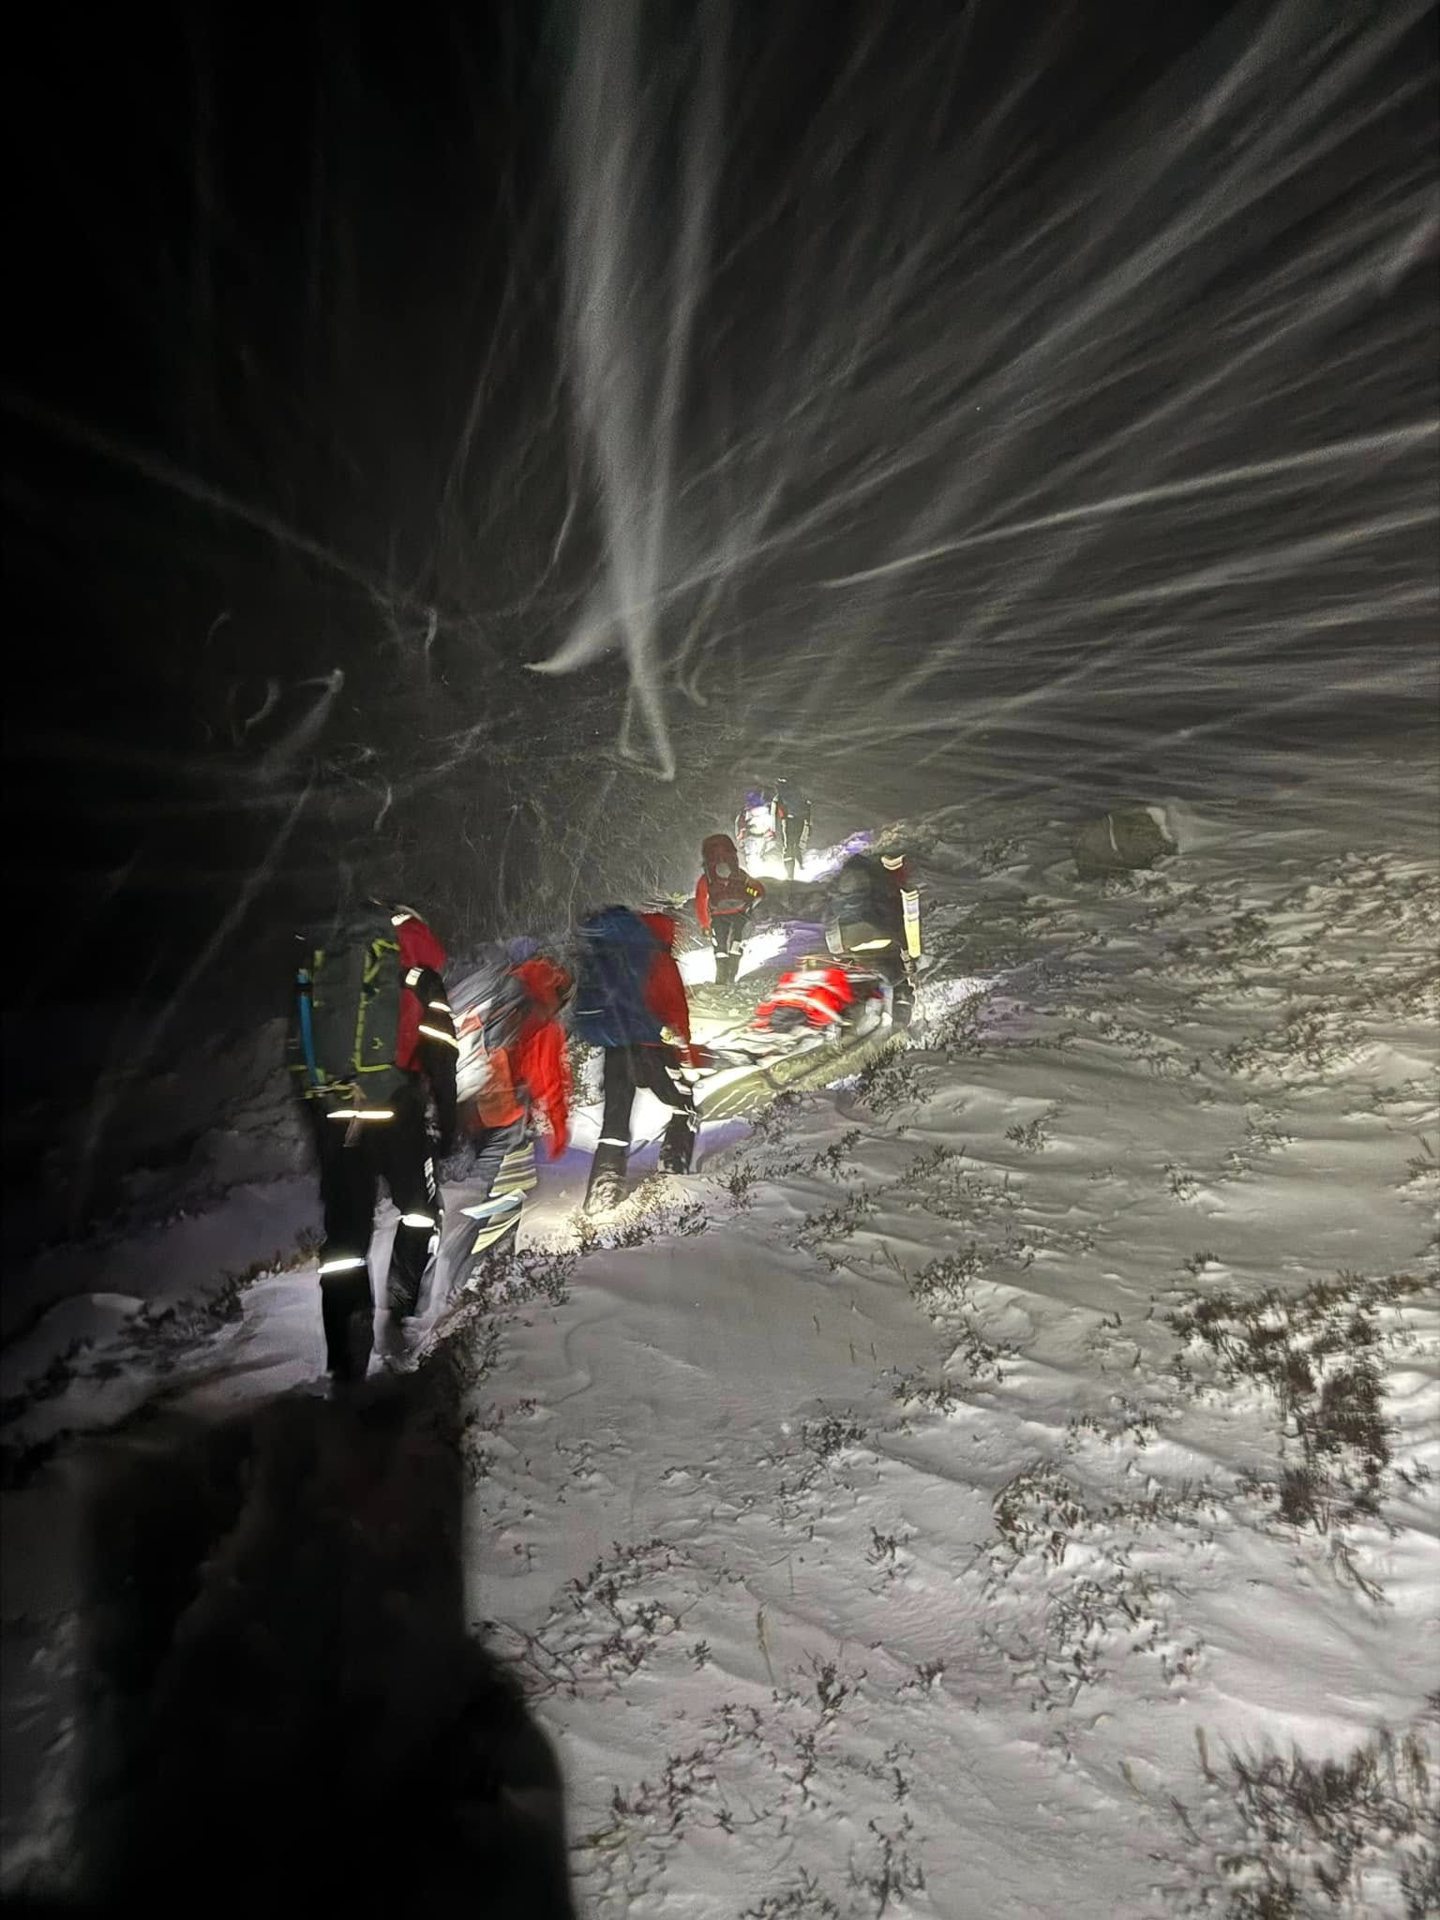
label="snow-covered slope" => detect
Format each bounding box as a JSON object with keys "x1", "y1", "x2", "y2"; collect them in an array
[{"x1": 3, "y1": 780, "x2": 1437, "y2": 1916}]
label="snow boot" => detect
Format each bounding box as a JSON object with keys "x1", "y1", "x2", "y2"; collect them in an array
[
  {"x1": 658, "y1": 1110, "x2": 698, "y2": 1176},
  {"x1": 715, "y1": 947, "x2": 740, "y2": 989},
  {"x1": 584, "y1": 1139, "x2": 629, "y2": 1215},
  {"x1": 377, "y1": 1310, "x2": 422, "y2": 1374}
]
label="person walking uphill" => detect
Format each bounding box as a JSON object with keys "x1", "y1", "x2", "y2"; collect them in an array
[
  {"x1": 575, "y1": 906, "x2": 703, "y2": 1214},
  {"x1": 772, "y1": 778, "x2": 812, "y2": 880},
  {"x1": 292, "y1": 900, "x2": 458, "y2": 1383},
  {"x1": 696, "y1": 833, "x2": 764, "y2": 988},
  {"x1": 450, "y1": 945, "x2": 573, "y2": 1278},
  {"x1": 825, "y1": 850, "x2": 923, "y2": 1027}
]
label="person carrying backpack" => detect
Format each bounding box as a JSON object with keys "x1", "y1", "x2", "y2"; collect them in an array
[
  {"x1": 450, "y1": 944, "x2": 573, "y2": 1278},
  {"x1": 772, "y1": 779, "x2": 813, "y2": 880},
  {"x1": 824, "y1": 851, "x2": 923, "y2": 1028},
  {"x1": 734, "y1": 784, "x2": 777, "y2": 868},
  {"x1": 292, "y1": 900, "x2": 458, "y2": 1383},
  {"x1": 695, "y1": 833, "x2": 765, "y2": 988},
  {"x1": 573, "y1": 906, "x2": 703, "y2": 1214}
]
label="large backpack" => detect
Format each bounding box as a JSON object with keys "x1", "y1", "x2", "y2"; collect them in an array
[
  {"x1": 833, "y1": 853, "x2": 890, "y2": 916},
  {"x1": 827, "y1": 855, "x2": 901, "y2": 956},
  {"x1": 294, "y1": 907, "x2": 406, "y2": 1104},
  {"x1": 452, "y1": 945, "x2": 533, "y2": 1126},
  {"x1": 701, "y1": 834, "x2": 752, "y2": 916},
  {"x1": 573, "y1": 907, "x2": 661, "y2": 1047}
]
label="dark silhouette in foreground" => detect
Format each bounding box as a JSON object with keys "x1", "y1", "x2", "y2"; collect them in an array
[{"x1": 57, "y1": 1364, "x2": 575, "y2": 1917}]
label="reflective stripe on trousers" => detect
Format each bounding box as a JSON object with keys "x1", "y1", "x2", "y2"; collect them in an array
[{"x1": 461, "y1": 1188, "x2": 525, "y2": 1257}]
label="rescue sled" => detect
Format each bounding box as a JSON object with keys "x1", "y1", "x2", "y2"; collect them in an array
[{"x1": 695, "y1": 959, "x2": 899, "y2": 1121}]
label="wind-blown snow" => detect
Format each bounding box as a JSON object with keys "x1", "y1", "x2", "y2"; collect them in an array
[
  {"x1": 9, "y1": 3, "x2": 1434, "y2": 1264},
  {"x1": 5, "y1": 5, "x2": 1438, "y2": 1907},
  {"x1": 676, "y1": 922, "x2": 792, "y2": 987},
  {"x1": 4, "y1": 765, "x2": 1436, "y2": 1914}
]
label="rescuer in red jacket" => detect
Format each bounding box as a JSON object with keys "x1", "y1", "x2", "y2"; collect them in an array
[
  {"x1": 576, "y1": 907, "x2": 706, "y2": 1214},
  {"x1": 695, "y1": 833, "x2": 765, "y2": 988},
  {"x1": 450, "y1": 949, "x2": 574, "y2": 1278}
]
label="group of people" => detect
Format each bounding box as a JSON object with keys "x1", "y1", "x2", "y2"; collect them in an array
[
  {"x1": 290, "y1": 896, "x2": 708, "y2": 1383},
  {"x1": 734, "y1": 777, "x2": 812, "y2": 878},
  {"x1": 290, "y1": 794, "x2": 922, "y2": 1386},
  {"x1": 696, "y1": 816, "x2": 921, "y2": 1026},
  {"x1": 698, "y1": 774, "x2": 812, "y2": 987}
]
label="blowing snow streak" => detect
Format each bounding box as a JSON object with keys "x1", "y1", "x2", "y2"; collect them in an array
[{"x1": 3, "y1": 4, "x2": 1437, "y2": 1914}]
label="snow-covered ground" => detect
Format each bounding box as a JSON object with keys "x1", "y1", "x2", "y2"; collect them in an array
[{"x1": 3, "y1": 777, "x2": 1438, "y2": 1916}]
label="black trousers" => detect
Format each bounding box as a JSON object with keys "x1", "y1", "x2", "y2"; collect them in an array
[
  {"x1": 596, "y1": 1044, "x2": 697, "y2": 1176},
  {"x1": 779, "y1": 814, "x2": 807, "y2": 874},
  {"x1": 314, "y1": 1096, "x2": 441, "y2": 1373},
  {"x1": 711, "y1": 910, "x2": 749, "y2": 985}
]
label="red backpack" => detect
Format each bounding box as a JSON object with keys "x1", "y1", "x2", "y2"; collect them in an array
[{"x1": 701, "y1": 834, "x2": 752, "y2": 915}]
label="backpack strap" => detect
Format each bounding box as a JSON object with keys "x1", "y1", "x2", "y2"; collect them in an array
[{"x1": 296, "y1": 962, "x2": 321, "y2": 1089}]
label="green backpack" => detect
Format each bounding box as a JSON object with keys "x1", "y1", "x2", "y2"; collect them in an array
[{"x1": 295, "y1": 908, "x2": 405, "y2": 1106}]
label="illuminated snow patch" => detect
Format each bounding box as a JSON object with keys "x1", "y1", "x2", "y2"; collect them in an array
[
  {"x1": 747, "y1": 844, "x2": 844, "y2": 880},
  {"x1": 676, "y1": 923, "x2": 793, "y2": 985},
  {"x1": 677, "y1": 945, "x2": 715, "y2": 985},
  {"x1": 916, "y1": 972, "x2": 996, "y2": 1020},
  {"x1": 803, "y1": 831, "x2": 874, "y2": 880},
  {"x1": 737, "y1": 925, "x2": 791, "y2": 976}
]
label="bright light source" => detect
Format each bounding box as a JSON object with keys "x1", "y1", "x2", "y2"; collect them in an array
[{"x1": 802, "y1": 833, "x2": 873, "y2": 881}]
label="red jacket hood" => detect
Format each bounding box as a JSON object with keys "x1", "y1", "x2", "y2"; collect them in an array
[
  {"x1": 514, "y1": 954, "x2": 572, "y2": 1016},
  {"x1": 395, "y1": 913, "x2": 446, "y2": 974}
]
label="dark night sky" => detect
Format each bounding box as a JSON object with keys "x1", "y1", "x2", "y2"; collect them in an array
[
  {"x1": 7, "y1": 3, "x2": 1257, "y2": 950},
  {"x1": 4, "y1": 0, "x2": 1436, "y2": 1247}
]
